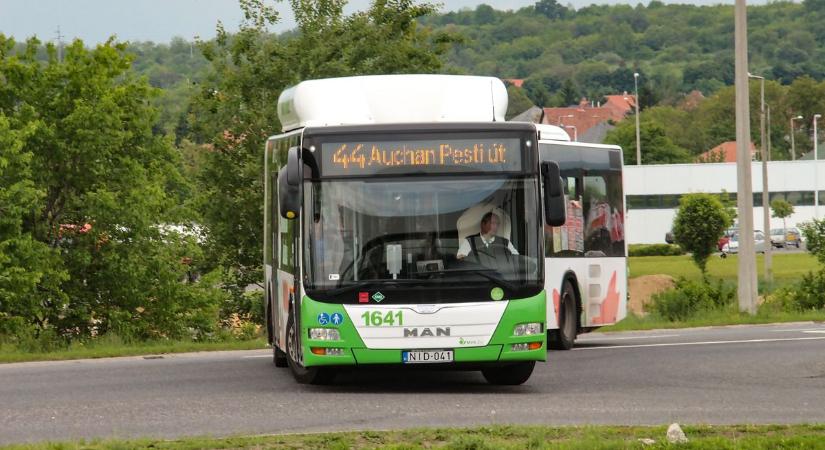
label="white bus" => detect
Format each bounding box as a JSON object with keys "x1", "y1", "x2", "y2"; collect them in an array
[
  {"x1": 263, "y1": 75, "x2": 626, "y2": 385},
  {"x1": 537, "y1": 126, "x2": 627, "y2": 349}
]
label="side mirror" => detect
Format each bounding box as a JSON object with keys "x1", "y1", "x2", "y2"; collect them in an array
[
  {"x1": 279, "y1": 147, "x2": 301, "y2": 219},
  {"x1": 542, "y1": 161, "x2": 566, "y2": 227}
]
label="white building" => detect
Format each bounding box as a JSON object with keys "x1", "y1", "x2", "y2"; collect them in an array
[{"x1": 625, "y1": 160, "x2": 825, "y2": 244}]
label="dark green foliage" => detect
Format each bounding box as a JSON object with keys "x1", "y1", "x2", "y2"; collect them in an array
[
  {"x1": 534, "y1": 0, "x2": 569, "y2": 20},
  {"x1": 627, "y1": 244, "x2": 684, "y2": 257},
  {"x1": 418, "y1": 1, "x2": 825, "y2": 143},
  {"x1": 505, "y1": 84, "x2": 535, "y2": 120},
  {"x1": 784, "y1": 271, "x2": 825, "y2": 311},
  {"x1": 765, "y1": 219, "x2": 825, "y2": 313},
  {"x1": 672, "y1": 193, "x2": 733, "y2": 276},
  {"x1": 650, "y1": 278, "x2": 736, "y2": 322},
  {"x1": 771, "y1": 199, "x2": 794, "y2": 222},
  {"x1": 800, "y1": 218, "x2": 825, "y2": 265},
  {"x1": 0, "y1": 35, "x2": 224, "y2": 345},
  {"x1": 604, "y1": 118, "x2": 691, "y2": 165}
]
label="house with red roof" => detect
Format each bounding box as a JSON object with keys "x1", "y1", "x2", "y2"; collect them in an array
[
  {"x1": 696, "y1": 141, "x2": 756, "y2": 163},
  {"x1": 540, "y1": 93, "x2": 636, "y2": 142}
]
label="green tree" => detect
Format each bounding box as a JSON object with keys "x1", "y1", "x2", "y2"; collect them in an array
[
  {"x1": 771, "y1": 198, "x2": 795, "y2": 245},
  {"x1": 0, "y1": 115, "x2": 67, "y2": 339},
  {"x1": 557, "y1": 79, "x2": 579, "y2": 107},
  {"x1": 505, "y1": 84, "x2": 535, "y2": 119},
  {"x1": 672, "y1": 193, "x2": 733, "y2": 278},
  {"x1": 604, "y1": 118, "x2": 691, "y2": 165},
  {"x1": 0, "y1": 35, "x2": 219, "y2": 342},
  {"x1": 801, "y1": 218, "x2": 825, "y2": 265},
  {"x1": 534, "y1": 0, "x2": 568, "y2": 20}
]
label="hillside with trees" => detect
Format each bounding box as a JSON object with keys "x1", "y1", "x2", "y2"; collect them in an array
[{"x1": 123, "y1": 0, "x2": 825, "y2": 163}]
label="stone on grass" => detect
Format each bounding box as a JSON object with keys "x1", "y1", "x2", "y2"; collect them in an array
[
  {"x1": 638, "y1": 438, "x2": 656, "y2": 446},
  {"x1": 666, "y1": 423, "x2": 688, "y2": 444}
]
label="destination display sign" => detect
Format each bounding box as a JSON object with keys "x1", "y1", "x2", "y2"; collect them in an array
[{"x1": 320, "y1": 138, "x2": 522, "y2": 176}]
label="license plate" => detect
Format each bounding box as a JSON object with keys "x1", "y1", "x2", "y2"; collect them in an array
[{"x1": 402, "y1": 350, "x2": 454, "y2": 364}]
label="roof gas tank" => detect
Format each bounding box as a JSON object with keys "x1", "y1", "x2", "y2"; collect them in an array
[{"x1": 277, "y1": 75, "x2": 508, "y2": 132}]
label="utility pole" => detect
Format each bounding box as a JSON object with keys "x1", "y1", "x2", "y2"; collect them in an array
[
  {"x1": 767, "y1": 105, "x2": 772, "y2": 161},
  {"x1": 749, "y1": 73, "x2": 771, "y2": 282},
  {"x1": 634, "y1": 72, "x2": 641, "y2": 165},
  {"x1": 815, "y1": 114, "x2": 821, "y2": 219},
  {"x1": 734, "y1": 0, "x2": 758, "y2": 314},
  {"x1": 55, "y1": 26, "x2": 64, "y2": 62},
  {"x1": 790, "y1": 115, "x2": 803, "y2": 160}
]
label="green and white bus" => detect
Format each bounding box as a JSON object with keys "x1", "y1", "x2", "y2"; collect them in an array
[{"x1": 263, "y1": 75, "x2": 624, "y2": 385}]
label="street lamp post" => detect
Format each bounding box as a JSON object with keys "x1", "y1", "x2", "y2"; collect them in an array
[
  {"x1": 748, "y1": 72, "x2": 771, "y2": 282},
  {"x1": 634, "y1": 72, "x2": 641, "y2": 165},
  {"x1": 790, "y1": 115, "x2": 803, "y2": 160},
  {"x1": 815, "y1": 113, "x2": 821, "y2": 218},
  {"x1": 564, "y1": 125, "x2": 578, "y2": 142}
]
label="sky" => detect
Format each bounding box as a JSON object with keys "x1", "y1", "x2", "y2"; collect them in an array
[{"x1": 0, "y1": 0, "x2": 769, "y2": 46}]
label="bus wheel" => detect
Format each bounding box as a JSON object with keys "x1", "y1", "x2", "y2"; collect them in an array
[
  {"x1": 549, "y1": 280, "x2": 577, "y2": 350},
  {"x1": 285, "y1": 312, "x2": 336, "y2": 384},
  {"x1": 482, "y1": 361, "x2": 535, "y2": 385}
]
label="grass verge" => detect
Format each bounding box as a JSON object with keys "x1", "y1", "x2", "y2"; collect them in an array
[
  {"x1": 629, "y1": 252, "x2": 816, "y2": 285},
  {"x1": 3, "y1": 424, "x2": 825, "y2": 449},
  {"x1": 621, "y1": 252, "x2": 824, "y2": 331},
  {"x1": 0, "y1": 336, "x2": 267, "y2": 364},
  {"x1": 602, "y1": 309, "x2": 825, "y2": 332}
]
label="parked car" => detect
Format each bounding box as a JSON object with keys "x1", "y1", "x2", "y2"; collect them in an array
[
  {"x1": 721, "y1": 230, "x2": 766, "y2": 257},
  {"x1": 770, "y1": 227, "x2": 802, "y2": 248},
  {"x1": 718, "y1": 227, "x2": 737, "y2": 252},
  {"x1": 770, "y1": 228, "x2": 786, "y2": 248},
  {"x1": 784, "y1": 227, "x2": 802, "y2": 248}
]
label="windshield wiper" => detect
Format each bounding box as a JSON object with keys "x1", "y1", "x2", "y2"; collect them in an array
[{"x1": 418, "y1": 268, "x2": 518, "y2": 291}]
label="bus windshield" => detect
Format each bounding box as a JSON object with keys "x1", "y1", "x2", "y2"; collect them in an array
[{"x1": 302, "y1": 176, "x2": 541, "y2": 303}]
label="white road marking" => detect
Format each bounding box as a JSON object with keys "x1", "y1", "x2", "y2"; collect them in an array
[
  {"x1": 575, "y1": 336, "x2": 825, "y2": 351},
  {"x1": 770, "y1": 328, "x2": 825, "y2": 333},
  {"x1": 578, "y1": 334, "x2": 681, "y2": 341}
]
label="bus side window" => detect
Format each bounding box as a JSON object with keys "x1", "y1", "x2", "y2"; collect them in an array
[
  {"x1": 545, "y1": 175, "x2": 584, "y2": 256},
  {"x1": 583, "y1": 172, "x2": 624, "y2": 257}
]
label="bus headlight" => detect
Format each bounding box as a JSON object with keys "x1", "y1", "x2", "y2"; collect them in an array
[
  {"x1": 513, "y1": 323, "x2": 543, "y2": 336},
  {"x1": 309, "y1": 328, "x2": 341, "y2": 341}
]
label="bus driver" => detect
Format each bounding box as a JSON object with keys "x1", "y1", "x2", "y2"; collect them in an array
[{"x1": 456, "y1": 211, "x2": 518, "y2": 270}]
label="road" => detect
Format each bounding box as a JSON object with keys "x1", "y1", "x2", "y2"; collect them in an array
[{"x1": 2, "y1": 322, "x2": 824, "y2": 444}]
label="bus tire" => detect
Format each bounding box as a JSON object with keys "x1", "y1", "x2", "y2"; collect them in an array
[
  {"x1": 482, "y1": 361, "x2": 535, "y2": 385},
  {"x1": 549, "y1": 280, "x2": 578, "y2": 350},
  {"x1": 285, "y1": 312, "x2": 336, "y2": 384}
]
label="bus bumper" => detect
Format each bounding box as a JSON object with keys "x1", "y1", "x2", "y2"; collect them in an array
[{"x1": 300, "y1": 293, "x2": 546, "y2": 368}]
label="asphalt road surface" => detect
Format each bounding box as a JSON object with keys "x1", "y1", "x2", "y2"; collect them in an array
[{"x1": 2, "y1": 322, "x2": 825, "y2": 444}]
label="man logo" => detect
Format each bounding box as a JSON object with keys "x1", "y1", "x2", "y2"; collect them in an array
[{"x1": 403, "y1": 327, "x2": 451, "y2": 337}]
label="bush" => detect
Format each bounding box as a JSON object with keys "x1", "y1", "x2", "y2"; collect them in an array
[
  {"x1": 649, "y1": 278, "x2": 736, "y2": 321},
  {"x1": 766, "y1": 269, "x2": 825, "y2": 312},
  {"x1": 672, "y1": 193, "x2": 733, "y2": 276},
  {"x1": 628, "y1": 244, "x2": 685, "y2": 257}
]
